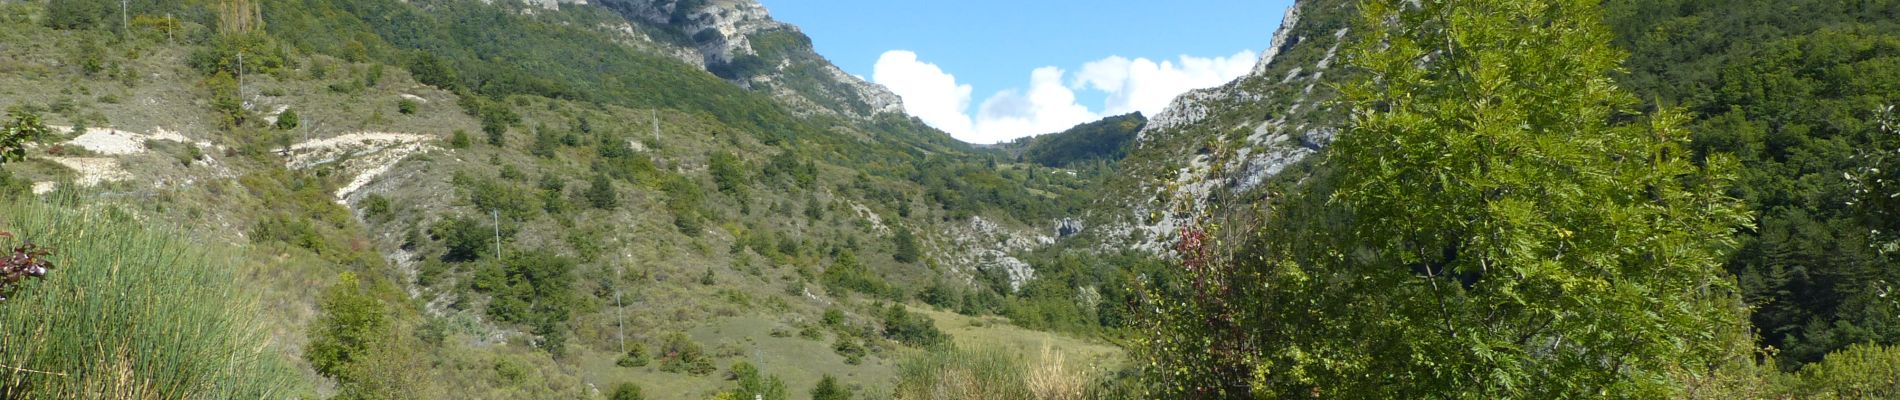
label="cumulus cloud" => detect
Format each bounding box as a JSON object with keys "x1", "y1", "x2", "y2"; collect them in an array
[
  {"x1": 1075, "y1": 50, "x2": 1259, "y2": 116},
  {"x1": 872, "y1": 51, "x2": 975, "y2": 137},
  {"x1": 872, "y1": 49, "x2": 1259, "y2": 144}
]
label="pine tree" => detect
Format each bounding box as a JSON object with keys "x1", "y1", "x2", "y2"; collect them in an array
[
  {"x1": 810, "y1": 375, "x2": 850, "y2": 400},
  {"x1": 892, "y1": 228, "x2": 920, "y2": 263},
  {"x1": 585, "y1": 174, "x2": 618, "y2": 210}
]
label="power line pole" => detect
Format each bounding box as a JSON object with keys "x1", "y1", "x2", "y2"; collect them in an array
[
  {"x1": 120, "y1": 0, "x2": 128, "y2": 36},
  {"x1": 236, "y1": 51, "x2": 244, "y2": 101},
  {"x1": 492, "y1": 209, "x2": 501, "y2": 260},
  {"x1": 615, "y1": 248, "x2": 625, "y2": 354}
]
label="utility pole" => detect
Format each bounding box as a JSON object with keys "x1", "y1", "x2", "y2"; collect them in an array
[
  {"x1": 651, "y1": 110, "x2": 659, "y2": 141},
  {"x1": 120, "y1": 0, "x2": 128, "y2": 36},
  {"x1": 492, "y1": 209, "x2": 501, "y2": 260},
  {"x1": 615, "y1": 246, "x2": 626, "y2": 354}
]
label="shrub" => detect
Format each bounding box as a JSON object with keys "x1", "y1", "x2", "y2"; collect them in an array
[
  {"x1": 881, "y1": 305, "x2": 946, "y2": 347},
  {"x1": 616, "y1": 342, "x2": 650, "y2": 368},
  {"x1": 0, "y1": 200, "x2": 301, "y2": 398},
  {"x1": 409, "y1": 53, "x2": 460, "y2": 91},
  {"x1": 397, "y1": 99, "x2": 418, "y2": 115},
  {"x1": 44, "y1": 0, "x2": 109, "y2": 30},
  {"x1": 449, "y1": 129, "x2": 471, "y2": 149},
  {"x1": 659, "y1": 332, "x2": 715, "y2": 375},
  {"x1": 1779, "y1": 344, "x2": 1900, "y2": 399},
  {"x1": 307, "y1": 273, "x2": 428, "y2": 398},
  {"x1": 585, "y1": 174, "x2": 618, "y2": 210},
  {"x1": 431, "y1": 216, "x2": 501, "y2": 263},
  {"x1": 470, "y1": 249, "x2": 577, "y2": 355},
  {"x1": 610, "y1": 382, "x2": 645, "y2": 400},
  {"x1": 892, "y1": 227, "x2": 920, "y2": 263},
  {"x1": 727, "y1": 361, "x2": 789, "y2": 400},
  {"x1": 833, "y1": 337, "x2": 865, "y2": 365},
  {"x1": 307, "y1": 273, "x2": 389, "y2": 377},
  {"x1": 709, "y1": 151, "x2": 748, "y2": 194},
  {"x1": 360, "y1": 193, "x2": 393, "y2": 222},
  {"x1": 661, "y1": 176, "x2": 707, "y2": 235},
  {"x1": 821, "y1": 252, "x2": 896, "y2": 299},
  {"x1": 275, "y1": 108, "x2": 300, "y2": 130},
  {"x1": 2, "y1": 108, "x2": 53, "y2": 162},
  {"x1": 531, "y1": 126, "x2": 560, "y2": 158},
  {"x1": 811, "y1": 375, "x2": 851, "y2": 400}
]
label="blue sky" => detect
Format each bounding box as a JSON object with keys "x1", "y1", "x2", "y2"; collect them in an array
[{"x1": 759, "y1": 0, "x2": 1295, "y2": 143}]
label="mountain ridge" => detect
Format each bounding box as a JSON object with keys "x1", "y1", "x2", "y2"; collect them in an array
[{"x1": 594, "y1": 0, "x2": 906, "y2": 122}]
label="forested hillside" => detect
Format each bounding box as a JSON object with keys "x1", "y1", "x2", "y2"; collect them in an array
[
  {"x1": 0, "y1": 0, "x2": 1897, "y2": 398},
  {"x1": 0, "y1": 0, "x2": 1125, "y2": 397},
  {"x1": 1608, "y1": 0, "x2": 1900, "y2": 367}
]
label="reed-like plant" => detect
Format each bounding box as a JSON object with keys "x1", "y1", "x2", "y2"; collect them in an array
[
  {"x1": 0, "y1": 199, "x2": 299, "y2": 399},
  {"x1": 894, "y1": 345, "x2": 1034, "y2": 400}
]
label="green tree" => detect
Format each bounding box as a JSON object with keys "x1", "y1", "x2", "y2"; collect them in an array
[
  {"x1": 659, "y1": 332, "x2": 715, "y2": 375},
  {"x1": 274, "y1": 108, "x2": 300, "y2": 130},
  {"x1": 44, "y1": 0, "x2": 109, "y2": 30},
  {"x1": 609, "y1": 382, "x2": 645, "y2": 400},
  {"x1": 1779, "y1": 343, "x2": 1900, "y2": 399},
  {"x1": 709, "y1": 151, "x2": 748, "y2": 194},
  {"x1": 880, "y1": 304, "x2": 945, "y2": 347},
  {"x1": 1139, "y1": 0, "x2": 1752, "y2": 398},
  {"x1": 585, "y1": 174, "x2": 619, "y2": 210},
  {"x1": 810, "y1": 375, "x2": 850, "y2": 400},
  {"x1": 892, "y1": 227, "x2": 921, "y2": 263},
  {"x1": 616, "y1": 342, "x2": 650, "y2": 368},
  {"x1": 2, "y1": 108, "x2": 51, "y2": 163},
  {"x1": 728, "y1": 361, "x2": 789, "y2": 400},
  {"x1": 408, "y1": 53, "x2": 460, "y2": 91},
  {"x1": 431, "y1": 216, "x2": 502, "y2": 263},
  {"x1": 306, "y1": 273, "x2": 427, "y2": 399},
  {"x1": 1852, "y1": 104, "x2": 1900, "y2": 253},
  {"x1": 470, "y1": 249, "x2": 578, "y2": 356}
]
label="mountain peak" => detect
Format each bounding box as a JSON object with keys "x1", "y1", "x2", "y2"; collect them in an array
[{"x1": 596, "y1": 0, "x2": 905, "y2": 120}]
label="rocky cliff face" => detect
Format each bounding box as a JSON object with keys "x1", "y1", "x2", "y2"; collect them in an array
[
  {"x1": 1100, "y1": 0, "x2": 1356, "y2": 254},
  {"x1": 592, "y1": 0, "x2": 904, "y2": 121}
]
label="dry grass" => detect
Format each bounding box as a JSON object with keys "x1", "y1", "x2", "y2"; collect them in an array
[
  {"x1": 895, "y1": 342, "x2": 1107, "y2": 400},
  {"x1": 1026, "y1": 344, "x2": 1087, "y2": 400}
]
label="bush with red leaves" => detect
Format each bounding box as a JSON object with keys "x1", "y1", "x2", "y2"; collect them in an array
[{"x1": 0, "y1": 232, "x2": 54, "y2": 302}]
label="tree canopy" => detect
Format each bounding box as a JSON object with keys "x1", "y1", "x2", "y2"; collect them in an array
[{"x1": 1140, "y1": 0, "x2": 1753, "y2": 397}]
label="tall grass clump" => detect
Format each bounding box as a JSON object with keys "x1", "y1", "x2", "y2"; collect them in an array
[
  {"x1": 895, "y1": 343, "x2": 1121, "y2": 400},
  {"x1": 0, "y1": 199, "x2": 300, "y2": 398},
  {"x1": 894, "y1": 345, "x2": 1033, "y2": 400}
]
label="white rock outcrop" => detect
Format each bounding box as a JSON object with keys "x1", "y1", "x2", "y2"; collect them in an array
[{"x1": 595, "y1": 0, "x2": 903, "y2": 120}]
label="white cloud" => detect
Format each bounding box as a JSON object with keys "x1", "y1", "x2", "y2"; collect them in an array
[
  {"x1": 971, "y1": 67, "x2": 1101, "y2": 144},
  {"x1": 872, "y1": 49, "x2": 1259, "y2": 144},
  {"x1": 873, "y1": 51, "x2": 975, "y2": 137},
  {"x1": 1075, "y1": 50, "x2": 1260, "y2": 116}
]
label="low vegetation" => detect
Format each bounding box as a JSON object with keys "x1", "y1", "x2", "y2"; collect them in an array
[
  {"x1": 893, "y1": 344, "x2": 1119, "y2": 400},
  {"x1": 0, "y1": 199, "x2": 302, "y2": 398}
]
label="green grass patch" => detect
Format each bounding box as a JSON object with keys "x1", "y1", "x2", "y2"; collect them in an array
[{"x1": 0, "y1": 199, "x2": 304, "y2": 398}]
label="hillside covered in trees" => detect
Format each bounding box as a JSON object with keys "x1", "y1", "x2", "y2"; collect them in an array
[{"x1": 0, "y1": 0, "x2": 1895, "y2": 398}]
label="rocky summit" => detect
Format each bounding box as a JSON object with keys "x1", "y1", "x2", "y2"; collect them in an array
[{"x1": 1, "y1": 0, "x2": 1897, "y2": 398}]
